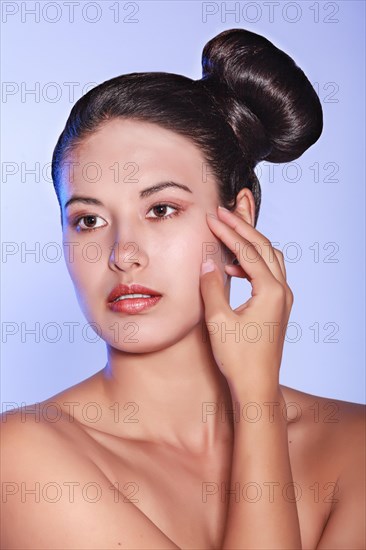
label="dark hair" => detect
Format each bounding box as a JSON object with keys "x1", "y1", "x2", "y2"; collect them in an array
[{"x1": 52, "y1": 28, "x2": 323, "y2": 227}]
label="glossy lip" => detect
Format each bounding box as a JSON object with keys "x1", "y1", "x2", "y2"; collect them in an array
[
  {"x1": 107, "y1": 295, "x2": 162, "y2": 315},
  {"x1": 107, "y1": 283, "x2": 162, "y2": 303}
]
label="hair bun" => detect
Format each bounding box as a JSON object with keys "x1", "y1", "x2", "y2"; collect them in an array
[{"x1": 199, "y1": 28, "x2": 323, "y2": 163}]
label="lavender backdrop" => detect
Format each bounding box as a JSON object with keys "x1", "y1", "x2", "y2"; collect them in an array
[{"x1": 1, "y1": 1, "x2": 365, "y2": 407}]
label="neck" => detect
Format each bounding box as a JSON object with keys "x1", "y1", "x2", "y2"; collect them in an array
[{"x1": 95, "y1": 322, "x2": 234, "y2": 455}]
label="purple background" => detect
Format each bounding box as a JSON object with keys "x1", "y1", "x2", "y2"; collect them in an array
[{"x1": 1, "y1": 1, "x2": 365, "y2": 407}]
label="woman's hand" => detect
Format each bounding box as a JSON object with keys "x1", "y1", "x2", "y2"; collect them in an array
[{"x1": 199, "y1": 205, "x2": 294, "y2": 394}]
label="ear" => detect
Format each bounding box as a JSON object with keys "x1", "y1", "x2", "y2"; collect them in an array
[
  {"x1": 222, "y1": 188, "x2": 256, "y2": 269},
  {"x1": 233, "y1": 188, "x2": 256, "y2": 227}
]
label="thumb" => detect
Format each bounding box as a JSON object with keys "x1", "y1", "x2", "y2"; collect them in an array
[{"x1": 200, "y1": 259, "x2": 229, "y2": 321}]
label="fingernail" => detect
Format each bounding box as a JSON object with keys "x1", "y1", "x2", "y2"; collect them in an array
[
  {"x1": 201, "y1": 259, "x2": 215, "y2": 274},
  {"x1": 218, "y1": 205, "x2": 230, "y2": 212}
]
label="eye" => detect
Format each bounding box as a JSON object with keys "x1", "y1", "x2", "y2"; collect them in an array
[
  {"x1": 73, "y1": 215, "x2": 107, "y2": 232},
  {"x1": 146, "y1": 203, "x2": 182, "y2": 222},
  {"x1": 71, "y1": 203, "x2": 182, "y2": 232}
]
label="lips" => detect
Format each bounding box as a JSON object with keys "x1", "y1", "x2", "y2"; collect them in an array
[{"x1": 107, "y1": 283, "x2": 162, "y2": 303}]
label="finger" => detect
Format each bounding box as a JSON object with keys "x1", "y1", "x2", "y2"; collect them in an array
[
  {"x1": 272, "y1": 248, "x2": 294, "y2": 312},
  {"x1": 226, "y1": 249, "x2": 291, "y2": 304},
  {"x1": 215, "y1": 207, "x2": 287, "y2": 285},
  {"x1": 206, "y1": 214, "x2": 283, "y2": 293},
  {"x1": 200, "y1": 260, "x2": 231, "y2": 321},
  {"x1": 273, "y1": 248, "x2": 287, "y2": 280},
  {"x1": 224, "y1": 263, "x2": 248, "y2": 278},
  {"x1": 225, "y1": 253, "x2": 293, "y2": 315}
]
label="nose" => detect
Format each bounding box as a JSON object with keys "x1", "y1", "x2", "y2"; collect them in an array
[{"x1": 109, "y1": 239, "x2": 148, "y2": 273}]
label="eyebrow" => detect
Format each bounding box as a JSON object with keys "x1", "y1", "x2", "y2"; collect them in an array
[{"x1": 64, "y1": 181, "x2": 193, "y2": 210}]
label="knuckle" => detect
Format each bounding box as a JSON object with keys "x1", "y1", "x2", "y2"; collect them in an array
[
  {"x1": 269, "y1": 281, "x2": 287, "y2": 302},
  {"x1": 273, "y1": 249, "x2": 285, "y2": 267},
  {"x1": 286, "y1": 287, "x2": 295, "y2": 306},
  {"x1": 287, "y1": 286, "x2": 294, "y2": 302},
  {"x1": 274, "y1": 247, "x2": 283, "y2": 257}
]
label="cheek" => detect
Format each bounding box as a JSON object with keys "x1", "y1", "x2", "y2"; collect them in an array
[
  {"x1": 166, "y1": 224, "x2": 226, "y2": 286},
  {"x1": 63, "y1": 241, "x2": 104, "y2": 294},
  {"x1": 174, "y1": 219, "x2": 228, "y2": 266}
]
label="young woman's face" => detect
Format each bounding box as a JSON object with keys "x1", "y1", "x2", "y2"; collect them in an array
[{"x1": 59, "y1": 118, "x2": 231, "y2": 352}]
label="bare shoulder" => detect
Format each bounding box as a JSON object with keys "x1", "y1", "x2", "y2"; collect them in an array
[
  {"x1": 281, "y1": 384, "x2": 365, "y2": 460},
  {"x1": 0, "y1": 403, "x2": 71, "y2": 469},
  {"x1": 281, "y1": 384, "x2": 365, "y2": 435},
  {"x1": 0, "y1": 403, "x2": 179, "y2": 550},
  {"x1": 281, "y1": 385, "x2": 365, "y2": 549}
]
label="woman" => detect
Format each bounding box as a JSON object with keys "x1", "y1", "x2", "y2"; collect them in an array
[{"x1": 1, "y1": 28, "x2": 364, "y2": 549}]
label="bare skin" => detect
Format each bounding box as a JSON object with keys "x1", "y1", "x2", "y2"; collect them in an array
[
  {"x1": 1, "y1": 119, "x2": 365, "y2": 549},
  {"x1": 1, "y1": 381, "x2": 364, "y2": 549}
]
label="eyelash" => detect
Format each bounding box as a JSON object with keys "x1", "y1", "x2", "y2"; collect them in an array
[{"x1": 71, "y1": 203, "x2": 183, "y2": 232}]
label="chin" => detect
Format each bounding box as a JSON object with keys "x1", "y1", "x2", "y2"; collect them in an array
[{"x1": 101, "y1": 315, "x2": 202, "y2": 354}]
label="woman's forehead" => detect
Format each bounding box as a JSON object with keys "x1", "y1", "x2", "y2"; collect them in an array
[
  {"x1": 60, "y1": 119, "x2": 214, "y2": 193},
  {"x1": 73, "y1": 118, "x2": 205, "y2": 161}
]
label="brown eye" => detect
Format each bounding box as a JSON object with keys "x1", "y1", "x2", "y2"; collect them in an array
[
  {"x1": 146, "y1": 203, "x2": 180, "y2": 221},
  {"x1": 74, "y1": 215, "x2": 107, "y2": 232},
  {"x1": 83, "y1": 216, "x2": 97, "y2": 228},
  {"x1": 152, "y1": 205, "x2": 169, "y2": 217}
]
